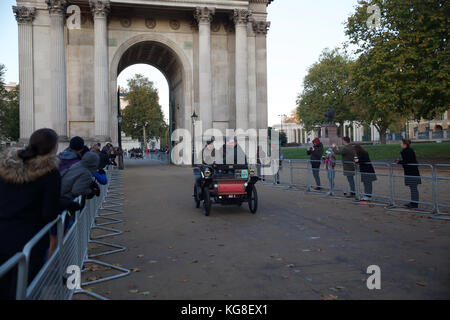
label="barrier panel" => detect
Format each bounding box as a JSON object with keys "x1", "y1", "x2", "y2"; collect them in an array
[
  {"x1": 290, "y1": 159, "x2": 310, "y2": 191},
  {"x1": 389, "y1": 163, "x2": 435, "y2": 213},
  {"x1": 356, "y1": 162, "x2": 393, "y2": 206},
  {"x1": 0, "y1": 168, "x2": 129, "y2": 300},
  {"x1": 257, "y1": 159, "x2": 276, "y2": 185},
  {"x1": 329, "y1": 161, "x2": 357, "y2": 199},
  {"x1": 434, "y1": 164, "x2": 450, "y2": 219},
  {"x1": 275, "y1": 159, "x2": 292, "y2": 186},
  {"x1": 306, "y1": 160, "x2": 330, "y2": 194}
]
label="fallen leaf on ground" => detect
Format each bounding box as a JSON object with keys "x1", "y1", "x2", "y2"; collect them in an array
[
  {"x1": 139, "y1": 291, "x2": 150, "y2": 296},
  {"x1": 416, "y1": 282, "x2": 427, "y2": 287},
  {"x1": 129, "y1": 289, "x2": 139, "y2": 294},
  {"x1": 130, "y1": 268, "x2": 140, "y2": 272},
  {"x1": 137, "y1": 254, "x2": 144, "y2": 258}
]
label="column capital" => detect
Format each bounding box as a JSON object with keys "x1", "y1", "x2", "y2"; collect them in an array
[
  {"x1": 90, "y1": 0, "x2": 111, "y2": 18},
  {"x1": 45, "y1": 0, "x2": 67, "y2": 15},
  {"x1": 194, "y1": 7, "x2": 215, "y2": 24},
  {"x1": 232, "y1": 9, "x2": 251, "y2": 26},
  {"x1": 253, "y1": 20, "x2": 271, "y2": 35},
  {"x1": 12, "y1": 6, "x2": 36, "y2": 24}
]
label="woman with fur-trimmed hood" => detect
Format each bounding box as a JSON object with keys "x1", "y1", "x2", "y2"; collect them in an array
[{"x1": 0, "y1": 129, "x2": 61, "y2": 300}]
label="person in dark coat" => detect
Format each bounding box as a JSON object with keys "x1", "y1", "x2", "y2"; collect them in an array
[
  {"x1": 0, "y1": 128, "x2": 61, "y2": 300},
  {"x1": 354, "y1": 144, "x2": 377, "y2": 201},
  {"x1": 333, "y1": 137, "x2": 356, "y2": 197},
  {"x1": 307, "y1": 138, "x2": 324, "y2": 190},
  {"x1": 396, "y1": 139, "x2": 421, "y2": 208},
  {"x1": 221, "y1": 136, "x2": 247, "y2": 165},
  {"x1": 91, "y1": 143, "x2": 110, "y2": 169}
]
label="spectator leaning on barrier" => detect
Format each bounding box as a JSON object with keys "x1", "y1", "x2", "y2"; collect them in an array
[
  {"x1": 324, "y1": 148, "x2": 336, "y2": 196},
  {"x1": 307, "y1": 138, "x2": 324, "y2": 191},
  {"x1": 396, "y1": 139, "x2": 421, "y2": 209},
  {"x1": 48, "y1": 152, "x2": 101, "y2": 257},
  {"x1": 354, "y1": 144, "x2": 377, "y2": 202},
  {"x1": 58, "y1": 136, "x2": 85, "y2": 173},
  {"x1": 91, "y1": 143, "x2": 111, "y2": 169},
  {"x1": 333, "y1": 137, "x2": 356, "y2": 198},
  {"x1": 0, "y1": 128, "x2": 61, "y2": 300},
  {"x1": 60, "y1": 152, "x2": 101, "y2": 202}
]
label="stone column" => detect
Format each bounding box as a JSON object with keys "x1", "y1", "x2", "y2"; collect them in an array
[
  {"x1": 13, "y1": 6, "x2": 36, "y2": 142},
  {"x1": 195, "y1": 7, "x2": 215, "y2": 132},
  {"x1": 91, "y1": 0, "x2": 111, "y2": 141},
  {"x1": 233, "y1": 9, "x2": 250, "y2": 131},
  {"x1": 47, "y1": 0, "x2": 68, "y2": 139},
  {"x1": 247, "y1": 14, "x2": 257, "y2": 130},
  {"x1": 253, "y1": 20, "x2": 270, "y2": 130}
]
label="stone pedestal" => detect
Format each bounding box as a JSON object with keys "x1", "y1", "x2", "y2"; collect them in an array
[{"x1": 321, "y1": 125, "x2": 342, "y2": 147}]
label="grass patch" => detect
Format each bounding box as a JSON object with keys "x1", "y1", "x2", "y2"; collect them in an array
[{"x1": 282, "y1": 142, "x2": 450, "y2": 161}]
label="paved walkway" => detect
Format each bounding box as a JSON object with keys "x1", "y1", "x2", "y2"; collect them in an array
[{"x1": 82, "y1": 159, "x2": 450, "y2": 300}]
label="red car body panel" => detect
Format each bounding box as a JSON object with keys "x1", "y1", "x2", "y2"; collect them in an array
[{"x1": 217, "y1": 181, "x2": 246, "y2": 195}]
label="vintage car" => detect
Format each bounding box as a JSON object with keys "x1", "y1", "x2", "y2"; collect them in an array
[{"x1": 193, "y1": 163, "x2": 259, "y2": 216}]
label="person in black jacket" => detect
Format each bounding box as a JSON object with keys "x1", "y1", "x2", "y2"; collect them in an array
[
  {"x1": 307, "y1": 138, "x2": 324, "y2": 190},
  {"x1": 396, "y1": 139, "x2": 421, "y2": 208},
  {"x1": 0, "y1": 128, "x2": 61, "y2": 300},
  {"x1": 354, "y1": 144, "x2": 377, "y2": 201}
]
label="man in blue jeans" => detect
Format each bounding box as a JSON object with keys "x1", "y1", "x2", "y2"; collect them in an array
[{"x1": 333, "y1": 137, "x2": 356, "y2": 198}]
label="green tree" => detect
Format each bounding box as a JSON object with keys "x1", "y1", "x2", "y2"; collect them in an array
[
  {"x1": 349, "y1": 54, "x2": 409, "y2": 144},
  {"x1": 296, "y1": 48, "x2": 356, "y2": 132},
  {"x1": 345, "y1": 0, "x2": 449, "y2": 120},
  {"x1": 0, "y1": 64, "x2": 20, "y2": 141},
  {"x1": 121, "y1": 74, "x2": 166, "y2": 145}
]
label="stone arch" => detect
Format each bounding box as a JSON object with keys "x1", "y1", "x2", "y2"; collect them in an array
[{"x1": 109, "y1": 33, "x2": 194, "y2": 143}]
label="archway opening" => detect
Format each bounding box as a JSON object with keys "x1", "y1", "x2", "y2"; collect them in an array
[
  {"x1": 118, "y1": 64, "x2": 170, "y2": 151},
  {"x1": 110, "y1": 37, "x2": 192, "y2": 150}
]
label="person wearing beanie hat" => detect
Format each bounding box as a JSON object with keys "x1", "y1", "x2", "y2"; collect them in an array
[
  {"x1": 58, "y1": 136, "x2": 85, "y2": 173},
  {"x1": 69, "y1": 136, "x2": 84, "y2": 151},
  {"x1": 307, "y1": 137, "x2": 324, "y2": 191}
]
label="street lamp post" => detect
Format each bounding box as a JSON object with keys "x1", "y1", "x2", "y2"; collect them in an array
[
  {"x1": 191, "y1": 111, "x2": 198, "y2": 167},
  {"x1": 117, "y1": 86, "x2": 124, "y2": 170}
]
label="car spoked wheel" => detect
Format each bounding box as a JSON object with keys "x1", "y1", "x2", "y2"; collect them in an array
[
  {"x1": 248, "y1": 186, "x2": 258, "y2": 214},
  {"x1": 193, "y1": 184, "x2": 201, "y2": 208},
  {"x1": 203, "y1": 186, "x2": 211, "y2": 216}
]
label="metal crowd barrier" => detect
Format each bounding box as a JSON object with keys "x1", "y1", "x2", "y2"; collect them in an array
[
  {"x1": 0, "y1": 167, "x2": 130, "y2": 300},
  {"x1": 356, "y1": 162, "x2": 393, "y2": 207},
  {"x1": 257, "y1": 159, "x2": 450, "y2": 218},
  {"x1": 388, "y1": 163, "x2": 435, "y2": 214},
  {"x1": 434, "y1": 164, "x2": 450, "y2": 220}
]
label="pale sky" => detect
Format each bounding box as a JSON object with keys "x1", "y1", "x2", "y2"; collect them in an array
[{"x1": 0, "y1": 0, "x2": 359, "y2": 126}]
